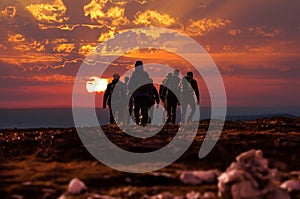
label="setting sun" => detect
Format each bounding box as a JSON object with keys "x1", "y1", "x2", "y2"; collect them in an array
[{"x1": 86, "y1": 77, "x2": 108, "y2": 93}]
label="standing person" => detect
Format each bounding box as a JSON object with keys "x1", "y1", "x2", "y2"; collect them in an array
[
  {"x1": 181, "y1": 71, "x2": 200, "y2": 123},
  {"x1": 165, "y1": 69, "x2": 181, "y2": 124},
  {"x1": 128, "y1": 61, "x2": 151, "y2": 126},
  {"x1": 147, "y1": 79, "x2": 160, "y2": 124},
  {"x1": 159, "y1": 73, "x2": 172, "y2": 110},
  {"x1": 124, "y1": 76, "x2": 132, "y2": 125},
  {"x1": 103, "y1": 73, "x2": 126, "y2": 124}
]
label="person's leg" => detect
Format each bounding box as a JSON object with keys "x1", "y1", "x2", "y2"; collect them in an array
[
  {"x1": 134, "y1": 97, "x2": 141, "y2": 125},
  {"x1": 128, "y1": 97, "x2": 134, "y2": 125},
  {"x1": 187, "y1": 98, "x2": 196, "y2": 122},
  {"x1": 140, "y1": 97, "x2": 149, "y2": 125},
  {"x1": 171, "y1": 103, "x2": 177, "y2": 124},
  {"x1": 181, "y1": 102, "x2": 187, "y2": 123},
  {"x1": 166, "y1": 102, "x2": 172, "y2": 124},
  {"x1": 109, "y1": 107, "x2": 115, "y2": 124}
]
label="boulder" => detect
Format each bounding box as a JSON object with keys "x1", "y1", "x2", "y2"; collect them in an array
[{"x1": 218, "y1": 149, "x2": 290, "y2": 199}]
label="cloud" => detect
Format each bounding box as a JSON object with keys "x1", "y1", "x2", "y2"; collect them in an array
[
  {"x1": 133, "y1": 10, "x2": 176, "y2": 26},
  {"x1": 248, "y1": 27, "x2": 283, "y2": 38},
  {"x1": 25, "y1": 0, "x2": 67, "y2": 23},
  {"x1": 84, "y1": 0, "x2": 129, "y2": 27},
  {"x1": 185, "y1": 18, "x2": 231, "y2": 37},
  {"x1": 8, "y1": 33, "x2": 25, "y2": 43},
  {"x1": 1, "y1": 5, "x2": 16, "y2": 18},
  {"x1": 53, "y1": 43, "x2": 75, "y2": 53},
  {"x1": 79, "y1": 44, "x2": 96, "y2": 56},
  {"x1": 227, "y1": 29, "x2": 241, "y2": 36}
]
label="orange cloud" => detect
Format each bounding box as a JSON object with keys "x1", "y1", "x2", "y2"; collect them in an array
[
  {"x1": 186, "y1": 18, "x2": 230, "y2": 37},
  {"x1": 84, "y1": 0, "x2": 106, "y2": 20},
  {"x1": 227, "y1": 29, "x2": 241, "y2": 36},
  {"x1": 7, "y1": 34, "x2": 48, "y2": 53},
  {"x1": 1, "y1": 5, "x2": 16, "y2": 18},
  {"x1": 26, "y1": 0, "x2": 67, "y2": 23},
  {"x1": 133, "y1": 10, "x2": 176, "y2": 26},
  {"x1": 54, "y1": 43, "x2": 75, "y2": 53},
  {"x1": 98, "y1": 29, "x2": 116, "y2": 42},
  {"x1": 84, "y1": 0, "x2": 129, "y2": 27},
  {"x1": 79, "y1": 44, "x2": 96, "y2": 56},
  {"x1": 8, "y1": 34, "x2": 26, "y2": 43},
  {"x1": 249, "y1": 27, "x2": 283, "y2": 38},
  {"x1": 31, "y1": 74, "x2": 74, "y2": 83}
]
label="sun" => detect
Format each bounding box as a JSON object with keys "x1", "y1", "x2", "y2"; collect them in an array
[{"x1": 86, "y1": 77, "x2": 108, "y2": 93}]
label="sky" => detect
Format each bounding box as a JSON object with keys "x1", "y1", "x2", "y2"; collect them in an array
[{"x1": 0, "y1": 0, "x2": 299, "y2": 112}]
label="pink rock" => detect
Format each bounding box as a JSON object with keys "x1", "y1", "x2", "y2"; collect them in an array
[
  {"x1": 67, "y1": 178, "x2": 87, "y2": 195},
  {"x1": 281, "y1": 179, "x2": 300, "y2": 192}
]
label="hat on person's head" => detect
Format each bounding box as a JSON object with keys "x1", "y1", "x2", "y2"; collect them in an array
[
  {"x1": 187, "y1": 71, "x2": 193, "y2": 77},
  {"x1": 135, "y1": 60, "x2": 143, "y2": 67}
]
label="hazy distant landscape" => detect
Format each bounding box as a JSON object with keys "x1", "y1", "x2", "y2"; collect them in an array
[
  {"x1": 0, "y1": 107, "x2": 299, "y2": 129},
  {"x1": 1, "y1": 117, "x2": 300, "y2": 198}
]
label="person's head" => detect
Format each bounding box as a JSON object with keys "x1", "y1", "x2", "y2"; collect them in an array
[
  {"x1": 135, "y1": 60, "x2": 143, "y2": 69},
  {"x1": 174, "y1": 69, "x2": 179, "y2": 77},
  {"x1": 113, "y1": 73, "x2": 120, "y2": 80},
  {"x1": 187, "y1": 71, "x2": 193, "y2": 78},
  {"x1": 167, "y1": 72, "x2": 172, "y2": 78}
]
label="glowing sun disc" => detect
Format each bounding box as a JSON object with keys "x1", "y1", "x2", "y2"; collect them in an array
[{"x1": 86, "y1": 77, "x2": 108, "y2": 93}]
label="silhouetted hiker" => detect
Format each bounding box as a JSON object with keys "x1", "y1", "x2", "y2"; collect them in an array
[
  {"x1": 165, "y1": 69, "x2": 181, "y2": 124},
  {"x1": 159, "y1": 73, "x2": 172, "y2": 110},
  {"x1": 147, "y1": 79, "x2": 160, "y2": 124},
  {"x1": 103, "y1": 73, "x2": 126, "y2": 124},
  {"x1": 124, "y1": 76, "x2": 132, "y2": 125},
  {"x1": 128, "y1": 61, "x2": 151, "y2": 126},
  {"x1": 181, "y1": 71, "x2": 200, "y2": 123}
]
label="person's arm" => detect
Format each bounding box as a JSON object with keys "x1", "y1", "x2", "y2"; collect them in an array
[
  {"x1": 192, "y1": 79, "x2": 200, "y2": 104},
  {"x1": 103, "y1": 84, "x2": 110, "y2": 108},
  {"x1": 127, "y1": 72, "x2": 135, "y2": 94}
]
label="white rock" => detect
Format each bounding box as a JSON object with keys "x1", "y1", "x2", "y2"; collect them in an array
[
  {"x1": 180, "y1": 170, "x2": 219, "y2": 185},
  {"x1": 281, "y1": 179, "x2": 300, "y2": 192},
  {"x1": 185, "y1": 191, "x2": 201, "y2": 199},
  {"x1": 67, "y1": 178, "x2": 87, "y2": 195},
  {"x1": 218, "y1": 149, "x2": 289, "y2": 199},
  {"x1": 202, "y1": 191, "x2": 216, "y2": 199}
]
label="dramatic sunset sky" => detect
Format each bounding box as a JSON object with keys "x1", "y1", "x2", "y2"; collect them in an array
[{"x1": 0, "y1": 0, "x2": 299, "y2": 112}]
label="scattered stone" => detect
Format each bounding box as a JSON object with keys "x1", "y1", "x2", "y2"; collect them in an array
[
  {"x1": 67, "y1": 178, "x2": 87, "y2": 195},
  {"x1": 281, "y1": 179, "x2": 300, "y2": 192},
  {"x1": 180, "y1": 170, "x2": 220, "y2": 185},
  {"x1": 185, "y1": 191, "x2": 201, "y2": 199},
  {"x1": 202, "y1": 192, "x2": 216, "y2": 199},
  {"x1": 218, "y1": 149, "x2": 290, "y2": 199},
  {"x1": 147, "y1": 192, "x2": 181, "y2": 199}
]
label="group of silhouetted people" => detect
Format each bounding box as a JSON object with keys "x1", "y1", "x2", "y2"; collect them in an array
[{"x1": 103, "y1": 61, "x2": 199, "y2": 126}]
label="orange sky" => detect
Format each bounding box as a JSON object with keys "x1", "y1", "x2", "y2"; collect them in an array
[{"x1": 0, "y1": 0, "x2": 299, "y2": 111}]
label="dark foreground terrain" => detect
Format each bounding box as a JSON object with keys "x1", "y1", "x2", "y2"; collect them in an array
[{"x1": 0, "y1": 117, "x2": 300, "y2": 199}]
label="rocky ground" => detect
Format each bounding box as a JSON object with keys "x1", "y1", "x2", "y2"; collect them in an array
[{"x1": 0, "y1": 117, "x2": 300, "y2": 199}]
